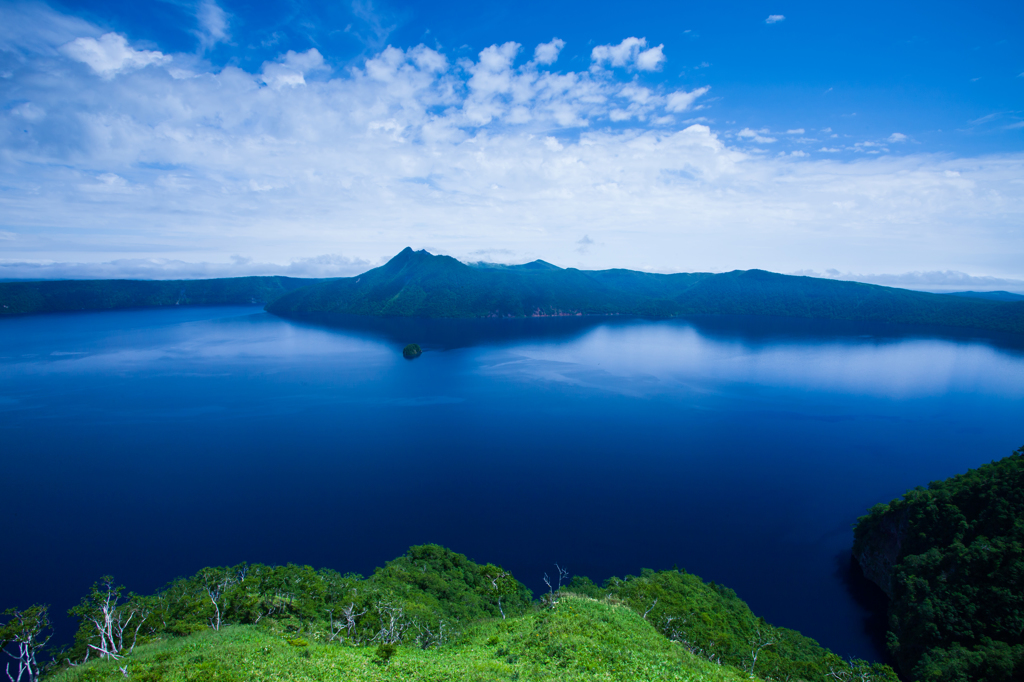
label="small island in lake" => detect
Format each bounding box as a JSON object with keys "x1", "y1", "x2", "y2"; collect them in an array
[{"x1": 402, "y1": 343, "x2": 422, "y2": 359}]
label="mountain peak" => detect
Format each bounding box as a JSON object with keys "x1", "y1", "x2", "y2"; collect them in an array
[{"x1": 516, "y1": 260, "x2": 561, "y2": 271}]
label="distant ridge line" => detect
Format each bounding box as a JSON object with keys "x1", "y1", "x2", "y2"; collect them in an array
[
  {"x1": 2, "y1": 249, "x2": 1022, "y2": 335},
  {"x1": 264, "y1": 248, "x2": 1024, "y2": 335}
]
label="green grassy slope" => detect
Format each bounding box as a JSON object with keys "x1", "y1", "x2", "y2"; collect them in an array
[
  {"x1": 0, "y1": 277, "x2": 317, "y2": 316},
  {"x1": 47, "y1": 597, "x2": 754, "y2": 682},
  {"x1": 34, "y1": 545, "x2": 897, "y2": 682},
  {"x1": 853, "y1": 445, "x2": 1024, "y2": 681},
  {"x1": 267, "y1": 248, "x2": 1024, "y2": 334}
]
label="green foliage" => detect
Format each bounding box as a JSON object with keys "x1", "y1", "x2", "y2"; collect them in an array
[
  {"x1": 42, "y1": 543, "x2": 901, "y2": 681},
  {"x1": 853, "y1": 445, "x2": 1024, "y2": 681},
  {"x1": 0, "y1": 276, "x2": 317, "y2": 316},
  {"x1": 402, "y1": 343, "x2": 422, "y2": 358},
  {"x1": 1, "y1": 604, "x2": 53, "y2": 682},
  {"x1": 46, "y1": 600, "x2": 754, "y2": 682},
  {"x1": 373, "y1": 643, "x2": 397, "y2": 665},
  {"x1": 266, "y1": 247, "x2": 1024, "y2": 334},
  {"x1": 586, "y1": 568, "x2": 896, "y2": 681}
]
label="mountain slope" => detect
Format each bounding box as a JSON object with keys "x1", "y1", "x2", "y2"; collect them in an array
[
  {"x1": 0, "y1": 276, "x2": 316, "y2": 316},
  {"x1": 267, "y1": 248, "x2": 1024, "y2": 334}
]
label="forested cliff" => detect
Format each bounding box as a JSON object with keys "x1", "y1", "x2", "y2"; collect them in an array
[{"x1": 854, "y1": 445, "x2": 1024, "y2": 681}]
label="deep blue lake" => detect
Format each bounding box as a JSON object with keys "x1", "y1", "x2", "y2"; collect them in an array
[{"x1": 2, "y1": 307, "x2": 1023, "y2": 662}]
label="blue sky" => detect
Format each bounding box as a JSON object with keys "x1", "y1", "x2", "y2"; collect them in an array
[{"x1": 1, "y1": 0, "x2": 1023, "y2": 288}]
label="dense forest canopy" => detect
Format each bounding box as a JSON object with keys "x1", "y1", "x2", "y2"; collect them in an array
[{"x1": 854, "y1": 445, "x2": 1024, "y2": 681}]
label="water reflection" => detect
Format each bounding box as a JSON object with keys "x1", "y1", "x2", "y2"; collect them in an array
[{"x1": 1, "y1": 306, "x2": 1022, "y2": 663}]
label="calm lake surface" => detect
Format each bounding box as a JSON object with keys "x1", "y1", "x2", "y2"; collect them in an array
[{"x1": 2, "y1": 306, "x2": 1023, "y2": 660}]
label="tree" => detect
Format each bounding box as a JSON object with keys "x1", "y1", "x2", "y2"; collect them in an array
[
  {"x1": 1, "y1": 605, "x2": 52, "y2": 682},
  {"x1": 482, "y1": 567, "x2": 516, "y2": 619},
  {"x1": 196, "y1": 567, "x2": 238, "y2": 631},
  {"x1": 746, "y1": 621, "x2": 777, "y2": 678},
  {"x1": 68, "y1": 577, "x2": 148, "y2": 660}
]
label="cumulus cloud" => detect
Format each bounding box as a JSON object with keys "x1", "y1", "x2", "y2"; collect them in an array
[
  {"x1": 888, "y1": 132, "x2": 908, "y2": 143},
  {"x1": 786, "y1": 128, "x2": 804, "y2": 134},
  {"x1": 765, "y1": 15, "x2": 785, "y2": 24},
  {"x1": 534, "y1": 38, "x2": 565, "y2": 65},
  {"x1": 635, "y1": 44, "x2": 666, "y2": 71},
  {"x1": 260, "y1": 48, "x2": 328, "y2": 88},
  {"x1": 61, "y1": 32, "x2": 169, "y2": 77},
  {"x1": 591, "y1": 37, "x2": 666, "y2": 71},
  {"x1": 2, "y1": 6, "x2": 1023, "y2": 283}
]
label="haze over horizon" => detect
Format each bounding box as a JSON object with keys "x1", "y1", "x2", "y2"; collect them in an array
[{"x1": 1, "y1": 0, "x2": 1022, "y2": 291}]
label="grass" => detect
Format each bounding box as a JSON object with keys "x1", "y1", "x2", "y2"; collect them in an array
[{"x1": 48, "y1": 596, "x2": 754, "y2": 682}]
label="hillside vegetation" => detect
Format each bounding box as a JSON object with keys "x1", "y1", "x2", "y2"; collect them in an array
[
  {"x1": 854, "y1": 445, "x2": 1024, "y2": 681},
  {"x1": 4, "y1": 545, "x2": 896, "y2": 682},
  {"x1": 4, "y1": 250, "x2": 1022, "y2": 335},
  {"x1": 0, "y1": 277, "x2": 315, "y2": 316},
  {"x1": 267, "y1": 248, "x2": 1024, "y2": 334}
]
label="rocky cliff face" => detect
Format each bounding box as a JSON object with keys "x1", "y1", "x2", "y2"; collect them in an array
[{"x1": 852, "y1": 507, "x2": 909, "y2": 598}]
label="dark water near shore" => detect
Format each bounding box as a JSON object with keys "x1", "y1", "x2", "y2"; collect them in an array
[{"x1": 1, "y1": 306, "x2": 1023, "y2": 661}]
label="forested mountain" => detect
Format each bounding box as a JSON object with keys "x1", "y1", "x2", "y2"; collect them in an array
[
  {"x1": 4, "y1": 249, "x2": 1023, "y2": 336},
  {"x1": 854, "y1": 445, "x2": 1024, "y2": 681},
  {"x1": 267, "y1": 248, "x2": 1024, "y2": 334}
]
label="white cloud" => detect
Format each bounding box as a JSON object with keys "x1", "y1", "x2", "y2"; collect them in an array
[
  {"x1": 737, "y1": 127, "x2": 777, "y2": 143},
  {"x1": 534, "y1": 38, "x2": 565, "y2": 65},
  {"x1": 635, "y1": 44, "x2": 666, "y2": 71},
  {"x1": 766, "y1": 15, "x2": 785, "y2": 24},
  {"x1": 888, "y1": 132, "x2": 908, "y2": 143},
  {"x1": 0, "y1": 254, "x2": 372, "y2": 280},
  {"x1": 2, "y1": 8, "x2": 1024, "y2": 283},
  {"x1": 61, "y1": 32, "x2": 169, "y2": 78},
  {"x1": 786, "y1": 128, "x2": 804, "y2": 134},
  {"x1": 0, "y1": 3, "x2": 100, "y2": 56},
  {"x1": 798, "y1": 269, "x2": 1024, "y2": 293},
  {"x1": 196, "y1": 0, "x2": 229, "y2": 52},
  {"x1": 591, "y1": 37, "x2": 665, "y2": 71},
  {"x1": 12, "y1": 102, "x2": 46, "y2": 121},
  {"x1": 260, "y1": 48, "x2": 328, "y2": 88},
  {"x1": 665, "y1": 86, "x2": 710, "y2": 112}
]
